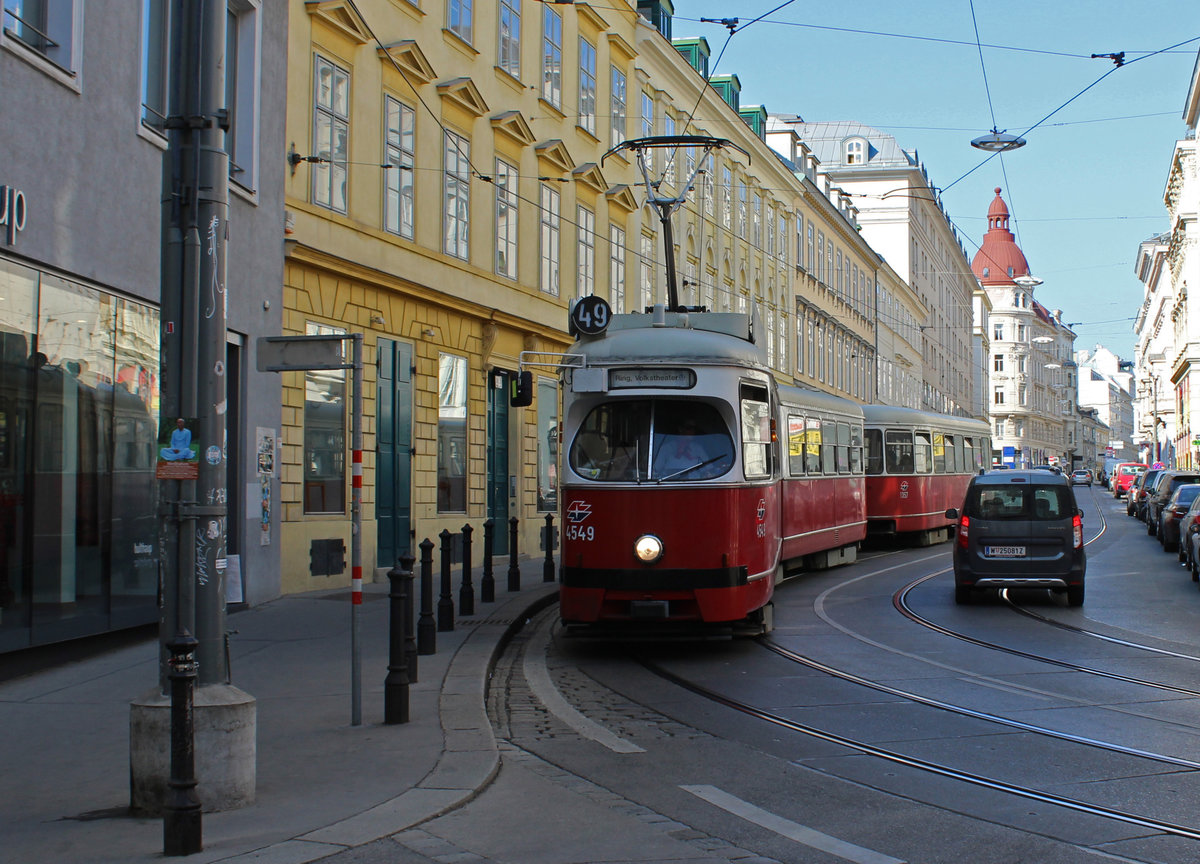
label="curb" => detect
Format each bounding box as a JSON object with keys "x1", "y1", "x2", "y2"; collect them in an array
[{"x1": 223, "y1": 583, "x2": 560, "y2": 864}]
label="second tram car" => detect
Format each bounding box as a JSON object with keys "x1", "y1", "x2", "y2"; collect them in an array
[
  {"x1": 557, "y1": 305, "x2": 865, "y2": 634},
  {"x1": 862, "y1": 405, "x2": 991, "y2": 545}
]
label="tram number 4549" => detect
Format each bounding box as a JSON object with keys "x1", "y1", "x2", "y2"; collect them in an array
[{"x1": 565, "y1": 525, "x2": 595, "y2": 542}]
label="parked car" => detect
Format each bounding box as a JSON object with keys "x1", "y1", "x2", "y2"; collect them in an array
[
  {"x1": 1147, "y1": 470, "x2": 1200, "y2": 540},
  {"x1": 1069, "y1": 469, "x2": 1092, "y2": 486},
  {"x1": 1187, "y1": 517, "x2": 1200, "y2": 581},
  {"x1": 1129, "y1": 468, "x2": 1162, "y2": 519},
  {"x1": 1177, "y1": 494, "x2": 1200, "y2": 568},
  {"x1": 1031, "y1": 464, "x2": 1063, "y2": 475},
  {"x1": 1112, "y1": 462, "x2": 1148, "y2": 498},
  {"x1": 947, "y1": 470, "x2": 1085, "y2": 606},
  {"x1": 1158, "y1": 484, "x2": 1200, "y2": 552}
]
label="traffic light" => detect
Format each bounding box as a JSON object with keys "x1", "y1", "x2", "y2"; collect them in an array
[{"x1": 510, "y1": 370, "x2": 533, "y2": 407}]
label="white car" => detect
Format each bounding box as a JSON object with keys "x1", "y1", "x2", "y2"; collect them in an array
[{"x1": 1069, "y1": 469, "x2": 1092, "y2": 486}]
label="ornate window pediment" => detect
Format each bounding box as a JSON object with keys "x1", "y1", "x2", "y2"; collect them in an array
[
  {"x1": 437, "y1": 77, "x2": 489, "y2": 117},
  {"x1": 305, "y1": 1, "x2": 371, "y2": 44},
  {"x1": 491, "y1": 111, "x2": 535, "y2": 146},
  {"x1": 605, "y1": 185, "x2": 639, "y2": 213},
  {"x1": 571, "y1": 162, "x2": 607, "y2": 194},
  {"x1": 377, "y1": 40, "x2": 437, "y2": 84},
  {"x1": 534, "y1": 139, "x2": 574, "y2": 175}
]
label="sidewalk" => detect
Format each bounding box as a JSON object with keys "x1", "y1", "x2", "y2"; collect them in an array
[{"x1": 0, "y1": 558, "x2": 559, "y2": 864}]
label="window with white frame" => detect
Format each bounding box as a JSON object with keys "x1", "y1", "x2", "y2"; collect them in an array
[
  {"x1": 721, "y1": 166, "x2": 732, "y2": 229},
  {"x1": 494, "y1": 158, "x2": 518, "y2": 279},
  {"x1": 1017, "y1": 355, "x2": 1026, "y2": 373},
  {"x1": 766, "y1": 311, "x2": 776, "y2": 367},
  {"x1": 639, "y1": 232, "x2": 653, "y2": 310},
  {"x1": 578, "y1": 36, "x2": 596, "y2": 135},
  {"x1": 443, "y1": 130, "x2": 470, "y2": 260},
  {"x1": 994, "y1": 387, "x2": 1004, "y2": 405},
  {"x1": 993, "y1": 321, "x2": 1004, "y2": 341},
  {"x1": 662, "y1": 114, "x2": 675, "y2": 186},
  {"x1": 610, "y1": 65, "x2": 626, "y2": 150},
  {"x1": 539, "y1": 183, "x2": 560, "y2": 295},
  {"x1": 448, "y1": 0, "x2": 472, "y2": 43},
  {"x1": 993, "y1": 353, "x2": 1004, "y2": 372},
  {"x1": 384, "y1": 97, "x2": 415, "y2": 239},
  {"x1": 140, "y1": 0, "x2": 169, "y2": 131},
  {"x1": 609, "y1": 224, "x2": 626, "y2": 313},
  {"x1": 577, "y1": 205, "x2": 595, "y2": 296},
  {"x1": 498, "y1": 0, "x2": 520, "y2": 78},
  {"x1": 844, "y1": 138, "x2": 865, "y2": 164},
  {"x1": 703, "y1": 154, "x2": 714, "y2": 216},
  {"x1": 541, "y1": 5, "x2": 562, "y2": 108},
  {"x1": 737, "y1": 183, "x2": 746, "y2": 237},
  {"x1": 313, "y1": 54, "x2": 350, "y2": 214},
  {"x1": 807, "y1": 223, "x2": 815, "y2": 274},
  {"x1": 3, "y1": 0, "x2": 79, "y2": 73},
  {"x1": 816, "y1": 230, "x2": 825, "y2": 282},
  {"x1": 225, "y1": 1, "x2": 260, "y2": 189},
  {"x1": 777, "y1": 213, "x2": 787, "y2": 265},
  {"x1": 1017, "y1": 323, "x2": 1027, "y2": 342}
]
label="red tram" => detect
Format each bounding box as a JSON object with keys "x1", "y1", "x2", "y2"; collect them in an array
[
  {"x1": 557, "y1": 305, "x2": 865, "y2": 634},
  {"x1": 861, "y1": 405, "x2": 991, "y2": 546}
]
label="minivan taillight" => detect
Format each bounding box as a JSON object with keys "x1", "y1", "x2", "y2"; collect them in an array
[
  {"x1": 1072, "y1": 513, "x2": 1083, "y2": 549},
  {"x1": 958, "y1": 515, "x2": 969, "y2": 548}
]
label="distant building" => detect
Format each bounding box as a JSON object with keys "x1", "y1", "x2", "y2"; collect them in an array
[
  {"x1": 1075, "y1": 346, "x2": 1135, "y2": 463},
  {"x1": 768, "y1": 118, "x2": 978, "y2": 417},
  {"x1": 971, "y1": 189, "x2": 1079, "y2": 468}
]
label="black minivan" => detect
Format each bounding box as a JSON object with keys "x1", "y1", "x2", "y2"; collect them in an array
[{"x1": 947, "y1": 470, "x2": 1085, "y2": 606}]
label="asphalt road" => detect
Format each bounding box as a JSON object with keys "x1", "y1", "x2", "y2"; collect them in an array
[{"x1": 375, "y1": 481, "x2": 1200, "y2": 864}]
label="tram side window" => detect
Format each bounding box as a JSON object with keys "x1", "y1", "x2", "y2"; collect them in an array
[
  {"x1": 786, "y1": 413, "x2": 805, "y2": 475},
  {"x1": 805, "y1": 417, "x2": 822, "y2": 475},
  {"x1": 964, "y1": 437, "x2": 976, "y2": 474},
  {"x1": 850, "y1": 423, "x2": 863, "y2": 474},
  {"x1": 884, "y1": 430, "x2": 913, "y2": 474},
  {"x1": 740, "y1": 385, "x2": 772, "y2": 480},
  {"x1": 836, "y1": 422, "x2": 850, "y2": 473},
  {"x1": 933, "y1": 432, "x2": 946, "y2": 474},
  {"x1": 952, "y1": 435, "x2": 964, "y2": 473},
  {"x1": 864, "y1": 428, "x2": 883, "y2": 475},
  {"x1": 820, "y1": 420, "x2": 836, "y2": 475},
  {"x1": 914, "y1": 431, "x2": 932, "y2": 474}
]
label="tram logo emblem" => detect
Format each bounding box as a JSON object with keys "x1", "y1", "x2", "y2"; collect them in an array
[
  {"x1": 900, "y1": 481, "x2": 909, "y2": 499},
  {"x1": 566, "y1": 501, "x2": 592, "y2": 523},
  {"x1": 756, "y1": 499, "x2": 766, "y2": 522}
]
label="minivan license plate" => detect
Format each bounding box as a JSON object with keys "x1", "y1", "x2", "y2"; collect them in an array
[{"x1": 986, "y1": 546, "x2": 1025, "y2": 558}]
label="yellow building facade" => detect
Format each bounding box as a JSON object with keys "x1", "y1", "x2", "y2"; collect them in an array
[{"x1": 280, "y1": 0, "x2": 884, "y2": 593}]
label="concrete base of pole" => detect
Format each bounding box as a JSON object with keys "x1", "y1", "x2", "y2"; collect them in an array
[{"x1": 129, "y1": 684, "x2": 257, "y2": 815}]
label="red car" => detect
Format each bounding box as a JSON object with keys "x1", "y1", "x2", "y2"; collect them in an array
[{"x1": 1112, "y1": 462, "x2": 1148, "y2": 498}]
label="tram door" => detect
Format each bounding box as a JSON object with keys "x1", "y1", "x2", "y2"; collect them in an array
[
  {"x1": 487, "y1": 370, "x2": 510, "y2": 555},
  {"x1": 377, "y1": 340, "x2": 413, "y2": 567}
]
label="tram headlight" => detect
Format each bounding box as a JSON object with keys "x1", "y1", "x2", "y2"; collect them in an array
[{"x1": 634, "y1": 534, "x2": 664, "y2": 564}]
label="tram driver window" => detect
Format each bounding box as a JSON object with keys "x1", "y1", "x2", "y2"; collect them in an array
[{"x1": 740, "y1": 384, "x2": 772, "y2": 480}]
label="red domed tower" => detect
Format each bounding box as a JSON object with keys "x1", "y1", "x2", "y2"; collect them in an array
[{"x1": 971, "y1": 187, "x2": 1030, "y2": 284}]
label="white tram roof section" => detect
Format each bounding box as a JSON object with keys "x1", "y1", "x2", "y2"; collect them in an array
[
  {"x1": 861, "y1": 403, "x2": 990, "y2": 434},
  {"x1": 574, "y1": 310, "x2": 768, "y2": 370}
]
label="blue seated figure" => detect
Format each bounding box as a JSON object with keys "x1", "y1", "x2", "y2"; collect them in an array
[{"x1": 160, "y1": 418, "x2": 194, "y2": 461}]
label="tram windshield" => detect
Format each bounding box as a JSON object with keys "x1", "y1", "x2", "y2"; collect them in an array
[{"x1": 569, "y1": 399, "x2": 735, "y2": 482}]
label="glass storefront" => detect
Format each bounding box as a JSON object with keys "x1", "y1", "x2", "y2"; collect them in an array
[{"x1": 0, "y1": 256, "x2": 160, "y2": 652}]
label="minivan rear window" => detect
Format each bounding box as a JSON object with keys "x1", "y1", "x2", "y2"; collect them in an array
[{"x1": 968, "y1": 485, "x2": 1073, "y2": 520}]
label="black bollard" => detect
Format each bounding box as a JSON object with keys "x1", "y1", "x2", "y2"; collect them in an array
[
  {"x1": 481, "y1": 519, "x2": 495, "y2": 603},
  {"x1": 460, "y1": 523, "x2": 475, "y2": 616},
  {"x1": 400, "y1": 553, "x2": 417, "y2": 682},
  {"x1": 385, "y1": 559, "x2": 411, "y2": 724},
  {"x1": 163, "y1": 631, "x2": 202, "y2": 856},
  {"x1": 543, "y1": 512, "x2": 556, "y2": 582},
  {"x1": 507, "y1": 516, "x2": 521, "y2": 592},
  {"x1": 417, "y1": 538, "x2": 436, "y2": 655},
  {"x1": 438, "y1": 529, "x2": 455, "y2": 631}
]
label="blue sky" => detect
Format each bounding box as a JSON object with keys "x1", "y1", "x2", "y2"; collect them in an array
[{"x1": 671, "y1": 1, "x2": 1200, "y2": 359}]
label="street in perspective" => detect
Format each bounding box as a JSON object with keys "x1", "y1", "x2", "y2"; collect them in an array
[{"x1": 3, "y1": 1, "x2": 1200, "y2": 863}]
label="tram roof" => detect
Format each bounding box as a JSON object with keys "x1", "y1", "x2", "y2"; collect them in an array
[
  {"x1": 861, "y1": 404, "x2": 990, "y2": 434},
  {"x1": 574, "y1": 311, "x2": 768, "y2": 369}
]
